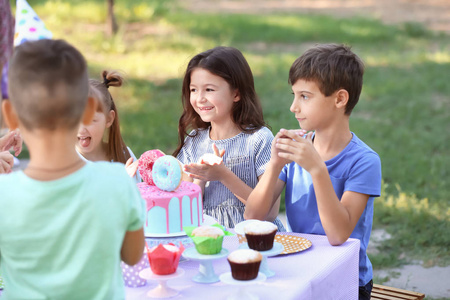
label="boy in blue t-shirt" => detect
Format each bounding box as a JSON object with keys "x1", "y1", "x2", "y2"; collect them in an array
[
  {"x1": 244, "y1": 44, "x2": 381, "y2": 300},
  {"x1": 0, "y1": 39, "x2": 146, "y2": 299}
]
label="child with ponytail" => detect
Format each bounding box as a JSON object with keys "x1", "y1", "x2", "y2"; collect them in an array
[{"x1": 76, "y1": 70, "x2": 140, "y2": 182}]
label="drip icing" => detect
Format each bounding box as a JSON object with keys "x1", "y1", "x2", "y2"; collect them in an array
[{"x1": 138, "y1": 181, "x2": 202, "y2": 235}]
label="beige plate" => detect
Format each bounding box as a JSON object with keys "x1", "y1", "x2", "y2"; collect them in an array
[{"x1": 275, "y1": 234, "x2": 312, "y2": 255}]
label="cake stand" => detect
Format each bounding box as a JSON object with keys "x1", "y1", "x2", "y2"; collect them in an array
[
  {"x1": 139, "y1": 268, "x2": 185, "y2": 298},
  {"x1": 219, "y1": 272, "x2": 266, "y2": 300},
  {"x1": 182, "y1": 247, "x2": 229, "y2": 283},
  {"x1": 239, "y1": 242, "x2": 284, "y2": 278}
]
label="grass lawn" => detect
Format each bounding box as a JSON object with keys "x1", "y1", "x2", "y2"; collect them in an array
[{"x1": 11, "y1": 0, "x2": 450, "y2": 269}]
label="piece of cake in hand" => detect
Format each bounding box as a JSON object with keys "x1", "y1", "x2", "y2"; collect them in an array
[
  {"x1": 244, "y1": 220, "x2": 278, "y2": 251},
  {"x1": 227, "y1": 249, "x2": 262, "y2": 280},
  {"x1": 198, "y1": 153, "x2": 223, "y2": 165},
  {"x1": 184, "y1": 225, "x2": 224, "y2": 255},
  {"x1": 146, "y1": 243, "x2": 184, "y2": 275}
]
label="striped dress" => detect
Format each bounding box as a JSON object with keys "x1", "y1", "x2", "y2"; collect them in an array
[{"x1": 177, "y1": 126, "x2": 285, "y2": 231}]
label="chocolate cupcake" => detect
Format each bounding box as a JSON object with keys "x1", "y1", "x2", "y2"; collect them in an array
[
  {"x1": 227, "y1": 249, "x2": 262, "y2": 280},
  {"x1": 244, "y1": 220, "x2": 278, "y2": 251}
]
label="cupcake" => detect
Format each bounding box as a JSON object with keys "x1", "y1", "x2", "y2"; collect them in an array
[
  {"x1": 190, "y1": 225, "x2": 225, "y2": 254},
  {"x1": 227, "y1": 249, "x2": 262, "y2": 280},
  {"x1": 146, "y1": 243, "x2": 184, "y2": 275},
  {"x1": 244, "y1": 220, "x2": 278, "y2": 251}
]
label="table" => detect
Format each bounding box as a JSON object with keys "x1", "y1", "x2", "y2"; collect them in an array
[{"x1": 126, "y1": 233, "x2": 360, "y2": 300}]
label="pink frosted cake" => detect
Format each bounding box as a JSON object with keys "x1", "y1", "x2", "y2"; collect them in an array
[
  {"x1": 137, "y1": 150, "x2": 203, "y2": 236},
  {"x1": 137, "y1": 181, "x2": 203, "y2": 236}
]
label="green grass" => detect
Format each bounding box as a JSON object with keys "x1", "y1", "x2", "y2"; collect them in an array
[{"x1": 11, "y1": 0, "x2": 450, "y2": 268}]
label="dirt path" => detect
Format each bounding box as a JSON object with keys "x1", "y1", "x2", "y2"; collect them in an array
[{"x1": 182, "y1": 0, "x2": 450, "y2": 34}]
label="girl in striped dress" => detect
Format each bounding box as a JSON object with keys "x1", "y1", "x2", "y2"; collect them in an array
[{"x1": 174, "y1": 46, "x2": 285, "y2": 231}]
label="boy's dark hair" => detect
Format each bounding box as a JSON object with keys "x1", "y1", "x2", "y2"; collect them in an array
[
  {"x1": 288, "y1": 44, "x2": 364, "y2": 115},
  {"x1": 8, "y1": 39, "x2": 88, "y2": 130},
  {"x1": 173, "y1": 46, "x2": 267, "y2": 157}
]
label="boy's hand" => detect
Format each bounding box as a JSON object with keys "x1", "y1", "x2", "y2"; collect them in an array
[
  {"x1": 125, "y1": 157, "x2": 139, "y2": 178},
  {"x1": 0, "y1": 151, "x2": 14, "y2": 174},
  {"x1": 270, "y1": 129, "x2": 307, "y2": 168},
  {"x1": 0, "y1": 129, "x2": 23, "y2": 156},
  {"x1": 275, "y1": 129, "x2": 323, "y2": 174}
]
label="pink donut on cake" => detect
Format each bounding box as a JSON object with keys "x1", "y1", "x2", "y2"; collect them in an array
[{"x1": 138, "y1": 149, "x2": 165, "y2": 185}]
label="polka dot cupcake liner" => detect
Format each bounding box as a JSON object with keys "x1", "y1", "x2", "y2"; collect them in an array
[{"x1": 121, "y1": 253, "x2": 149, "y2": 288}]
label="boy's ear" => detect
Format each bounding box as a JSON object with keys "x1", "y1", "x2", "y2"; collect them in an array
[
  {"x1": 81, "y1": 97, "x2": 98, "y2": 125},
  {"x1": 335, "y1": 89, "x2": 349, "y2": 109},
  {"x1": 2, "y1": 100, "x2": 19, "y2": 130}
]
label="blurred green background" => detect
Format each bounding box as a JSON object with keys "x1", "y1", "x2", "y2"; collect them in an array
[{"x1": 10, "y1": 0, "x2": 450, "y2": 273}]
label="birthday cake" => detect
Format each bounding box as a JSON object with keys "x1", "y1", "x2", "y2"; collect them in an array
[{"x1": 137, "y1": 150, "x2": 203, "y2": 236}]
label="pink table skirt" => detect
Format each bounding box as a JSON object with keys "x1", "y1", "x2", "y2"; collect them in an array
[{"x1": 126, "y1": 232, "x2": 360, "y2": 300}]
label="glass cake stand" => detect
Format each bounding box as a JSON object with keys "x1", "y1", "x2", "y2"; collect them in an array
[
  {"x1": 219, "y1": 272, "x2": 266, "y2": 300},
  {"x1": 182, "y1": 247, "x2": 229, "y2": 283},
  {"x1": 139, "y1": 268, "x2": 185, "y2": 298}
]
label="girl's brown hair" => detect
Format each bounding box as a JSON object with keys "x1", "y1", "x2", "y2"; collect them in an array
[
  {"x1": 173, "y1": 46, "x2": 268, "y2": 157},
  {"x1": 89, "y1": 70, "x2": 130, "y2": 164}
]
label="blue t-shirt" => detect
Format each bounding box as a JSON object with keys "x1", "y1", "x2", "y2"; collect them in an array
[
  {"x1": 279, "y1": 133, "x2": 381, "y2": 286},
  {"x1": 0, "y1": 162, "x2": 146, "y2": 299}
]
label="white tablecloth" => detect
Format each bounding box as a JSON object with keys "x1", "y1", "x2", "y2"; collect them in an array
[{"x1": 126, "y1": 233, "x2": 360, "y2": 300}]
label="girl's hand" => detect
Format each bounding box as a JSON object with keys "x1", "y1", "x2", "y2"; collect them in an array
[
  {"x1": 184, "y1": 143, "x2": 226, "y2": 182},
  {"x1": 184, "y1": 162, "x2": 226, "y2": 182},
  {"x1": 0, "y1": 129, "x2": 23, "y2": 156},
  {"x1": 0, "y1": 151, "x2": 14, "y2": 174},
  {"x1": 275, "y1": 129, "x2": 324, "y2": 174},
  {"x1": 125, "y1": 157, "x2": 139, "y2": 178}
]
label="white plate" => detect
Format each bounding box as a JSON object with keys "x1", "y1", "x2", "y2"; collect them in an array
[
  {"x1": 145, "y1": 214, "x2": 217, "y2": 238},
  {"x1": 139, "y1": 267, "x2": 185, "y2": 280},
  {"x1": 239, "y1": 241, "x2": 284, "y2": 256},
  {"x1": 182, "y1": 247, "x2": 229, "y2": 261}
]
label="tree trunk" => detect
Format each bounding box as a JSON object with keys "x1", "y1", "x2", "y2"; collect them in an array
[{"x1": 106, "y1": 0, "x2": 118, "y2": 36}]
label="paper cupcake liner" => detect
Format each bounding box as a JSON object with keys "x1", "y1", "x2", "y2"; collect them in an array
[
  {"x1": 194, "y1": 235, "x2": 224, "y2": 254},
  {"x1": 245, "y1": 230, "x2": 277, "y2": 251},
  {"x1": 228, "y1": 260, "x2": 261, "y2": 280},
  {"x1": 146, "y1": 243, "x2": 184, "y2": 275}
]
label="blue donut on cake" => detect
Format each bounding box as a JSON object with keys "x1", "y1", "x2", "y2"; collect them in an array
[{"x1": 137, "y1": 150, "x2": 203, "y2": 236}]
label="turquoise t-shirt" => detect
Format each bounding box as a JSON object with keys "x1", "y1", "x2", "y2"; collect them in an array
[{"x1": 0, "y1": 162, "x2": 145, "y2": 299}]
